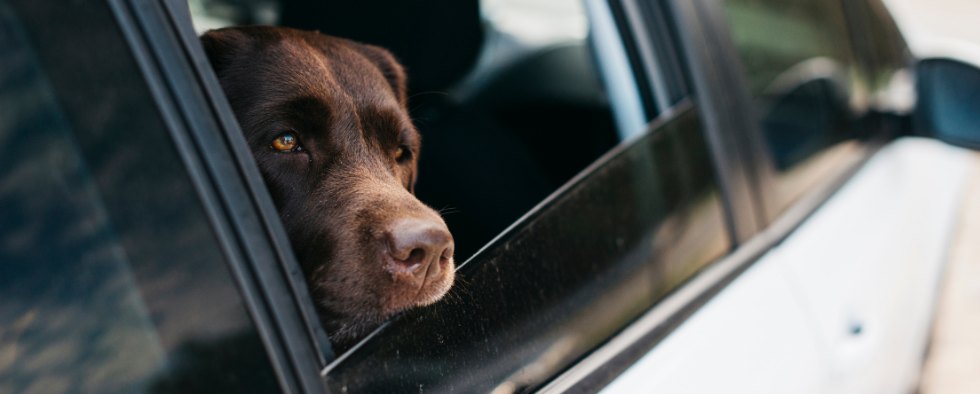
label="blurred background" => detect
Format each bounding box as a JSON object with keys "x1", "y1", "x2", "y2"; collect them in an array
[{"x1": 883, "y1": 0, "x2": 980, "y2": 392}]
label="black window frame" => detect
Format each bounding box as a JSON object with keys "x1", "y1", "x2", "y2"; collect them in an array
[{"x1": 100, "y1": 0, "x2": 334, "y2": 392}]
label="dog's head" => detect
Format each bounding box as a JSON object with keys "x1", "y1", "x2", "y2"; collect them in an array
[{"x1": 201, "y1": 26, "x2": 454, "y2": 348}]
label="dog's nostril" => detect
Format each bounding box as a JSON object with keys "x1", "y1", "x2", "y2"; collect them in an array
[
  {"x1": 439, "y1": 244, "x2": 454, "y2": 262},
  {"x1": 385, "y1": 218, "x2": 454, "y2": 280},
  {"x1": 405, "y1": 248, "x2": 426, "y2": 267}
]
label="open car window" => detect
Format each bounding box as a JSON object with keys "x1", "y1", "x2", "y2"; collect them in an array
[{"x1": 189, "y1": 0, "x2": 624, "y2": 260}]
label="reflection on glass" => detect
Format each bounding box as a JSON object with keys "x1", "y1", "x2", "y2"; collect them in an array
[
  {"x1": 0, "y1": 4, "x2": 279, "y2": 393},
  {"x1": 721, "y1": 0, "x2": 867, "y2": 214}
]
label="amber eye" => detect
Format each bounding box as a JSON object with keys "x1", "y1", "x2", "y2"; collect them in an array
[
  {"x1": 272, "y1": 134, "x2": 298, "y2": 151},
  {"x1": 394, "y1": 146, "x2": 405, "y2": 160}
]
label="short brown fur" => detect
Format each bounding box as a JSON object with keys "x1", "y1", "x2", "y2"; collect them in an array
[{"x1": 201, "y1": 26, "x2": 454, "y2": 349}]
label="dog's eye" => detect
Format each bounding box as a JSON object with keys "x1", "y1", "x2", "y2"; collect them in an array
[
  {"x1": 272, "y1": 134, "x2": 299, "y2": 151},
  {"x1": 394, "y1": 145, "x2": 411, "y2": 162}
]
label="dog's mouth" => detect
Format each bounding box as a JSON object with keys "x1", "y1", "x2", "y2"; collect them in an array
[{"x1": 383, "y1": 247, "x2": 455, "y2": 312}]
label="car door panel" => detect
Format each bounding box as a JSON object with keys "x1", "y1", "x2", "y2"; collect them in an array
[
  {"x1": 599, "y1": 248, "x2": 824, "y2": 394},
  {"x1": 597, "y1": 137, "x2": 972, "y2": 394},
  {"x1": 775, "y1": 137, "x2": 973, "y2": 394}
]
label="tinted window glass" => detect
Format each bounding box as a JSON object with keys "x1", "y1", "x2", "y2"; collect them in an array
[
  {"x1": 323, "y1": 106, "x2": 729, "y2": 393},
  {"x1": 860, "y1": 0, "x2": 909, "y2": 85},
  {"x1": 851, "y1": 0, "x2": 914, "y2": 114},
  {"x1": 0, "y1": 2, "x2": 280, "y2": 393},
  {"x1": 721, "y1": 0, "x2": 867, "y2": 213}
]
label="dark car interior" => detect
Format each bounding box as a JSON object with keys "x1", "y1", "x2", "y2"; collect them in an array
[{"x1": 190, "y1": 0, "x2": 620, "y2": 259}]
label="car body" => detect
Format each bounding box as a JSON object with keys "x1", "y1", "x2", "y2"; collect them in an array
[{"x1": 0, "y1": 0, "x2": 977, "y2": 393}]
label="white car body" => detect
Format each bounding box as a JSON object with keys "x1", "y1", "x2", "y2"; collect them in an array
[{"x1": 602, "y1": 137, "x2": 973, "y2": 393}]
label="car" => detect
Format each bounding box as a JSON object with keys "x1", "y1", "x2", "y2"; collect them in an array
[{"x1": 1, "y1": 0, "x2": 978, "y2": 393}]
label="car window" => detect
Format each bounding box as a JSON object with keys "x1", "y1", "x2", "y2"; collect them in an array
[
  {"x1": 189, "y1": 0, "x2": 621, "y2": 261},
  {"x1": 0, "y1": 2, "x2": 281, "y2": 393},
  {"x1": 719, "y1": 0, "x2": 869, "y2": 215},
  {"x1": 188, "y1": 3, "x2": 730, "y2": 391}
]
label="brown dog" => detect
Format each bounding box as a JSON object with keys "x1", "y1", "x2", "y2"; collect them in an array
[{"x1": 200, "y1": 26, "x2": 454, "y2": 349}]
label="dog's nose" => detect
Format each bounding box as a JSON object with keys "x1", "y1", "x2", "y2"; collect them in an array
[{"x1": 384, "y1": 218, "x2": 454, "y2": 282}]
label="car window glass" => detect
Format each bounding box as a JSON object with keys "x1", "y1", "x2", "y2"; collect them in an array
[
  {"x1": 321, "y1": 105, "x2": 729, "y2": 392},
  {"x1": 720, "y1": 0, "x2": 868, "y2": 214},
  {"x1": 0, "y1": 3, "x2": 281, "y2": 393},
  {"x1": 855, "y1": 0, "x2": 914, "y2": 114},
  {"x1": 862, "y1": 0, "x2": 908, "y2": 79}
]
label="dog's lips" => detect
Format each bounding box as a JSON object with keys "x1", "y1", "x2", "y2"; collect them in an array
[
  {"x1": 413, "y1": 257, "x2": 454, "y2": 306},
  {"x1": 381, "y1": 254, "x2": 455, "y2": 312}
]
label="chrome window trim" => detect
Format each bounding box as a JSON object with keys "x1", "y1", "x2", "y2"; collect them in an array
[
  {"x1": 618, "y1": 0, "x2": 672, "y2": 111},
  {"x1": 584, "y1": 0, "x2": 647, "y2": 140}
]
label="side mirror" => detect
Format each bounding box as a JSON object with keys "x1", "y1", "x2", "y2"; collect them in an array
[{"x1": 916, "y1": 58, "x2": 980, "y2": 149}]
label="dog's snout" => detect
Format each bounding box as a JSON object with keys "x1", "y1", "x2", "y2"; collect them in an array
[{"x1": 385, "y1": 218, "x2": 454, "y2": 281}]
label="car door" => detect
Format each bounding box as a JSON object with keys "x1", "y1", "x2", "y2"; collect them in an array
[{"x1": 0, "y1": 0, "x2": 330, "y2": 393}]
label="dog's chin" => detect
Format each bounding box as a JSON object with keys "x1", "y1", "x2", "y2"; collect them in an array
[
  {"x1": 380, "y1": 259, "x2": 456, "y2": 317},
  {"x1": 325, "y1": 257, "x2": 456, "y2": 351}
]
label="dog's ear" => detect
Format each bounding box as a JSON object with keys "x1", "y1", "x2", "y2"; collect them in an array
[
  {"x1": 354, "y1": 44, "x2": 408, "y2": 107},
  {"x1": 200, "y1": 28, "x2": 251, "y2": 76}
]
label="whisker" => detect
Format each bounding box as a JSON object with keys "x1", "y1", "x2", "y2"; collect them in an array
[
  {"x1": 437, "y1": 206, "x2": 460, "y2": 216},
  {"x1": 408, "y1": 90, "x2": 449, "y2": 100}
]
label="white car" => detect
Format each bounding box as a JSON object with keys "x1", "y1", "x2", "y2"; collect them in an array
[{"x1": 1, "y1": 0, "x2": 977, "y2": 393}]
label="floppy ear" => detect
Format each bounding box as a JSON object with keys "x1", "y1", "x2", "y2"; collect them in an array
[
  {"x1": 200, "y1": 28, "x2": 251, "y2": 76},
  {"x1": 354, "y1": 44, "x2": 409, "y2": 107}
]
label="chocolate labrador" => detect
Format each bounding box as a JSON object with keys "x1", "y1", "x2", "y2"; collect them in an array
[{"x1": 201, "y1": 26, "x2": 454, "y2": 349}]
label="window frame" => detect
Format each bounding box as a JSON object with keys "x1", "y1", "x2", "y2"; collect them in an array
[{"x1": 104, "y1": 0, "x2": 332, "y2": 392}]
